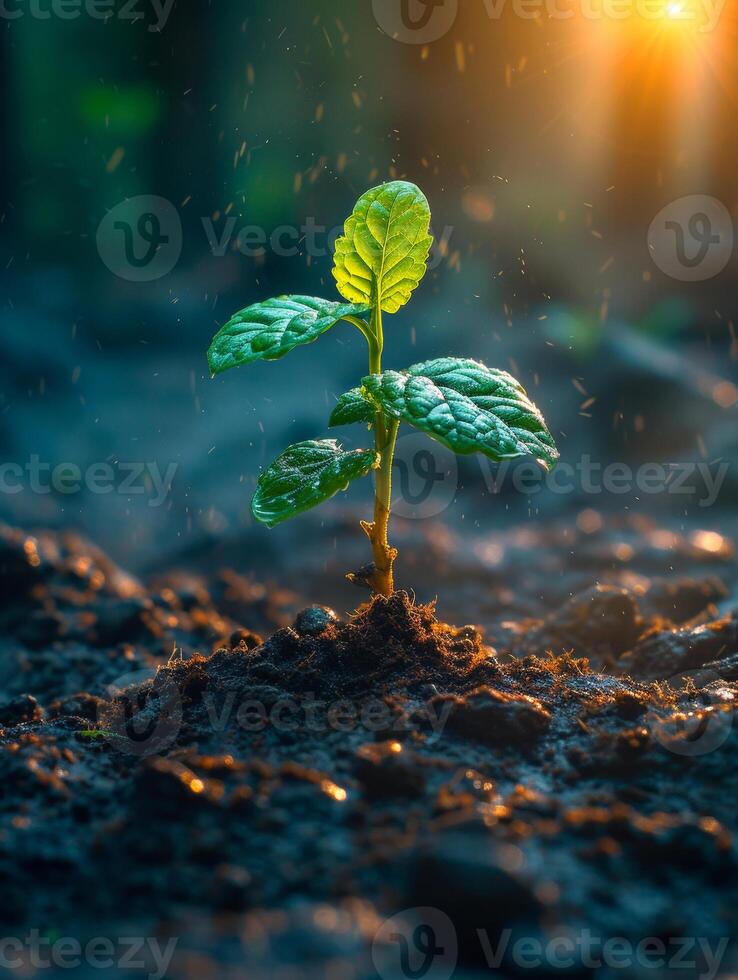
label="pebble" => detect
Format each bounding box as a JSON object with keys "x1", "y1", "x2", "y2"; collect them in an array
[{"x1": 294, "y1": 606, "x2": 339, "y2": 637}]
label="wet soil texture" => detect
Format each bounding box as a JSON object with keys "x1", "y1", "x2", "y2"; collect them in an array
[{"x1": 1, "y1": 520, "x2": 737, "y2": 979}]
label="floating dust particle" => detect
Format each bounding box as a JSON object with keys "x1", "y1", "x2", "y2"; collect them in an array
[
  {"x1": 713, "y1": 381, "x2": 737, "y2": 408},
  {"x1": 462, "y1": 189, "x2": 495, "y2": 222},
  {"x1": 106, "y1": 147, "x2": 125, "y2": 174},
  {"x1": 613, "y1": 543, "x2": 634, "y2": 561},
  {"x1": 729, "y1": 321, "x2": 738, "y2": 359},
  {"x1": 691, "y1": 530, "x2": 732, "y2": 556},
  {"x1": 23, "y1": 538, "x2": 41, "y2": 567},
  {"x1": 321, "y1": 780, "x2": 347, "y2": 802},
  {"x1": 576, "y1": 508, "x2": 603, "y2": 533}
]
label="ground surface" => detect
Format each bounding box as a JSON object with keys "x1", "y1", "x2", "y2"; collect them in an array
[{"x1": 1, "y1": 516, "x2": 737, "y2": 979}]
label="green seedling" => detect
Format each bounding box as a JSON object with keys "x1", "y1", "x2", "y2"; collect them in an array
[{"x1": 207, "y1": 181, "x2": 558, "y2": 597}]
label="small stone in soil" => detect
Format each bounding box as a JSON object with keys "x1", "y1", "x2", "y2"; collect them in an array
[{"x1": 294, "y1": 605, "x2": 339, "y2": 637}]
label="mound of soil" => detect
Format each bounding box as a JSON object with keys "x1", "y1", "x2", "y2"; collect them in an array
[{"x1": 1, "y1": 521, "x2": 737, "y2": 978}]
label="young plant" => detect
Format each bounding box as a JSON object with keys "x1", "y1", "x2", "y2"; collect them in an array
[{"x1": 207, "y1": 181, "x2": 558, "y2": 597}]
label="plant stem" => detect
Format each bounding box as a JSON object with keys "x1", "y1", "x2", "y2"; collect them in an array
[{"x1": 364, "y1": 306, "x2": 398, "y2": 597}]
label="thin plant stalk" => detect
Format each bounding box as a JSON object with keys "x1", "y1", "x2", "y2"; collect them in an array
[{"x1": 360, "y1": 306, "x2": 398, "y2": 597}]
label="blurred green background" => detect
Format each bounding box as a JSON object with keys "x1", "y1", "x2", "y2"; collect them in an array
[{"x1": 0, "y1": 0, "x2": 736, "y2": 586}]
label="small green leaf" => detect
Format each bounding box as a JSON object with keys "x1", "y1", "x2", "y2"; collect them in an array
[
  {"x1": 251, "y1": 440, "x2": 379, "y2": 528},
  {"x1": 362, "y1": 357, "x2": 559, "y2": 468},
  {"x1": 329, "y1": 388, "x2": 376, "y2": 427},
  {"x1": 208, "y1": 296, "x2": 371, "y2": 375},
  {"x1": 332, "y1": 181, "x2": 433, "y2": 314}
]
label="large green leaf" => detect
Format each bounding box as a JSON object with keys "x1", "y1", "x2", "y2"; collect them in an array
[
  {"x1": 208, "y1": 296, "x2": 370, "y2": 375},
  {"x1": 332, "y1": 181, "x2": 433, "y2": 314},
  {"x1": 328, "y1": 388, "x2": 376, "y2": 427},
  {"x1": 361, "y1": 358, "x2": 559, "y2": 468},
  {"x1": 251, "y1": 440, "x2": 379, "y2": 528}
]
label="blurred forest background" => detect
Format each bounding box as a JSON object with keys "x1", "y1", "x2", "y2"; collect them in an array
[{"x1": 0, "y1": 0, "x2": 736, "y2": 602}]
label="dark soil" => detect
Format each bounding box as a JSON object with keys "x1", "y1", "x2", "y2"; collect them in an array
[{"x1": 1, "y1": 520, "x2": 737, "y2": 978}]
